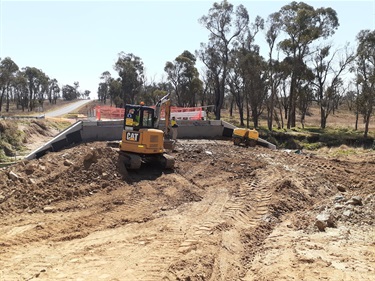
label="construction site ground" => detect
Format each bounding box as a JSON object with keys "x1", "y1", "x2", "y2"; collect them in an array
[{"x1": 1, "y1": 137, "x2": 375, "y2": 280}]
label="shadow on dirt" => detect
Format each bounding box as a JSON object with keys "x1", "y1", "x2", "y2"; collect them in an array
[{"x1": 125, "y1": 163, "x2": 174, "y2": 183}]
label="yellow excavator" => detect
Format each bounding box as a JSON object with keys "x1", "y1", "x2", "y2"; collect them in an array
[{"x1": 118, "y1": 94, "x2": 175, "y2": 169}]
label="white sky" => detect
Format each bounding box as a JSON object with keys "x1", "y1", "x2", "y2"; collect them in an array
[{"x1": 1, "y1": 0, "x2": 374, "y2": 99}]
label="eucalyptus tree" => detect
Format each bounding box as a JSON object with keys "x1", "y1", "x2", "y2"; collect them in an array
[
  {"x1": 24, "y1": 67, "x2": 48, "y2": 111},
  {"x1": 73, "y1": 81, "x2": 80, "y2": 99},
  {"x1": 98, "y1": 82, "x2": 108, "y2": 103},
  {"x1": 197, "y1": 0, "x2": 249, "y2": 120},
  {"x1": 108, "y1": 78, "x2": 122, "y2": 107},
  {"x1": 311, "y1": 44, "x2": 355, "y2": 128},
  {"x1": 292, "y1": 59, "x2": 315, "y2": 128},
  {"x1": 140, "y1": 81, "x2": 158, "y2": 106},
  {"x1": 0, "y1": 57, "x2": 19, "y2": 112},
  {"x1": 165, "y1": 50, "x2": 202, "y2": 107},
  {"x1": 228, "y1": 47, "x2": 267, "y2": 128},
  {"x1": 47, "y1": 78, "x2": 60, "y2": 104},
  {"x1": 62, "y1": 84, "x2": 78, "y2": 101},
  {"x1": 141, "y1": 81, "x2": 170, "y2": 106},
  {"x1": 36, "y1": 73, "x2": 49, "y2": 110},
  {"x1": 355, "y1": 29, "x2": 375, "y2": 138},
  {"x1": 265, "y1": 60, "x2": 285, "y2": 130},
  {"x1": 200, "y1": 71, "x2": 216, "y2": 110},
  {"x1": 265, "y1": 16, "x2": 283, "y2": 130},
  {"x1": 13, "y1": 71, "x2": 28, "y2": 111},
  {"x1": 297, "y1": 81, "x2": 314, "y2": 128},
  {"x1": 278, "y1": 78, "x2": 290, "y2": 128},
  {"x1": 114, "y1": 52, "x2": 144, "y2": 105},
  {"x1": 343, "y1": 81, "x2": 362, "y2": 130},
  {"x1": 351, "y1": 82, "x2": 362, "y2": 131},
  {"x1": 270, "y1": 1, "x2": 339, "y2": 128},
  {"x1": 83, "y1": 90, "x2": 90, "y2": 99},
  {"x1": 98, "y1": 71, "x2": 111, "y2": 103},
  {"x1": 243, "y1": 51, "x2": 268, "y2": 128},
  {"x1": 227, "y1": 54, "x2": 246, "y2": 125},
  {"x1": 226, "y1": 14, "x2": 264, "y2": 127}
]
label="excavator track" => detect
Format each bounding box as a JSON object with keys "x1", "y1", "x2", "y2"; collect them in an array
[
  {"x1": 160, "y1": 153, "x2": 175, "y2": 169},
  {"x1": 118, "y1": 151, "x2": 174, "y2": 170},
  {"x1": 118, "y1": 151, "x2": 142, "y2": 170}
]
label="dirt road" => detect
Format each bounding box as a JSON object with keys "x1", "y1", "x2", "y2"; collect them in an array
[
  {"x1": 44, "y1": 99, "x2": 92, "y2": 117},
  {"x1": 0, "y1": 140, "x2": 374, "y2": 280}
]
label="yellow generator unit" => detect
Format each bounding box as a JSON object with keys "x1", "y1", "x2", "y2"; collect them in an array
[{"x1": 232, "y1": 128, "x2": 259, "y2": 147}]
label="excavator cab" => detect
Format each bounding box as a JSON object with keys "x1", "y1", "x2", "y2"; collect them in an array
[
  {"x1": 124, "y1": 105, "x2": 155, "y2": 131},
  {"x1": 118, "y1": 100, "x2": 174, "y2": 170}
]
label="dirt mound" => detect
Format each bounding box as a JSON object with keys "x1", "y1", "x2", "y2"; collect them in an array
[
  {"x1": 0, "y1": 140, "x2": 374, "y2": 280},
  {"x1": 0, "y1": 119, "x2": 69, "y2": 160},
  {"x1": 0, "y1": 143, "x2": 123, "y2": 214}
]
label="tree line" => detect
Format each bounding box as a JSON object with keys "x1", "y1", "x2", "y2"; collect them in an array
[
  {"x1": 2, "y1": 1, "x2": 374, "y2": 137},
  {"x1": 0, "y1": 59, "x2": 90, "y2": 113},
  {"x1": 97, "y1": 1, "x2": 375, "y2": 137}
]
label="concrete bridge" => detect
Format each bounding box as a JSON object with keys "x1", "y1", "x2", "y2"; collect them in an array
[{"x1": 25, "y1": 119, "x2": 275, "y2": 160}]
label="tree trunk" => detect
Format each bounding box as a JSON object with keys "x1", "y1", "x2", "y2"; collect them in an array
[
  {"x1": 6, "y1": 85, "x2": 11, "y2": 112},
  {"x1": 288, "y1": 74, "x2": 298, "y2": 128},
  {"x1": 29, "y1": 85, "x2": 34, "y2": 111},
  {"x1": 268, "y1": 87, "x2": 275, "y2": 131},
  {"x1": 300, "y1": 111, "x2": 306, "y2": 129},
  {"x1": 320, "y1": 106, "x2": 326, "y2": 129},
  {"x1": 229, "y1": 98, "x2": 234, "y2": 117},
  {"x1": 0, "y1": 88, "x2": 5, "y2": 112},
  {"x1": 355, "y1": 111, "x2": 358, "y2": 130},
  {"x1": 239, "y1": 106, "x2": 245, "y2": 126},
  {"x1": 274, "y1": 109, "x2": 281, "y2": 129},
  {"x1": 253, "y1": 113, "x2": 259, "y2": 128},
  {"x1": 364, "y1": 113, "x2": 370, "y2": 138}
]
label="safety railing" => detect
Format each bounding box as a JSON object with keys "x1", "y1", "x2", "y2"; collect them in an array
[{"x1": 95, "y1": 106, "x2": 206, "y2": 121}]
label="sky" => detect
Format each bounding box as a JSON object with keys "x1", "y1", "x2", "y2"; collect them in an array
[{"x1": 1, "y1": 0, "x2": 374, "y2": 99}]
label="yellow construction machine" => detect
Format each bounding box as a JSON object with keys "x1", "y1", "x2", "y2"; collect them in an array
[
  {"x1": 118, "y1": 94, "x2": 175, "y2": 169},
  {"x1": 232, "y1": 128, "x2": 259, "y2": 147}
]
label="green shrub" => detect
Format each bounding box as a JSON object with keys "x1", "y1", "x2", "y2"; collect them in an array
[
  {"x1": 0, "y1": 149, "x2": 7, "y2": 161},
  {"x1": 302, "y1": 142, "x2": 325, "y2": 150}
]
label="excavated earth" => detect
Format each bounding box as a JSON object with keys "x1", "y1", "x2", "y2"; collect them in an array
[{"x1": 0, "y1": 140, "x2": 374, "y2": 280}]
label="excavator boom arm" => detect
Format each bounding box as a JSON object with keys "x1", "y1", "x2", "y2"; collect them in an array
[{"x1": 154, "y1": 93, "x2": 171, "y2": 136}]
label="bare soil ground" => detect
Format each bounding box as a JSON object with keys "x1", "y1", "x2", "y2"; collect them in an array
[{"x1": 0, "y1": 137, "x2": 374, "y2": 280}]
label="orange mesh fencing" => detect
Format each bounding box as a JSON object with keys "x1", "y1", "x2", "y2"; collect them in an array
[
  {"x1": 95, "y1": 105, "x2": 205, "y2": 121},
  {"x1": 95, "y1": 106, "x2": 125, "y2": 120}
]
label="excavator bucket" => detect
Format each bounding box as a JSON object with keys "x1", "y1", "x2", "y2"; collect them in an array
[{"x1": 163, "y1": 139, "x2": 176, "y2": 151}]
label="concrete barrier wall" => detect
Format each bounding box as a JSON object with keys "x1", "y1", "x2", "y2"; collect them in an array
[
  {"x1": 25, "y1": 120, "x2": 229, "y2": 160},
  {"x1": 25, "y1": 121, "x2": 83, "y2": 160},
  {"x1": 80, "y1": 120, "x2": 123, "y2": 141},
  {"x1": 80, "y1": 120, "x2": 226, "y2": 141},
  {"x1": 25, "y1": 119, "x2": 276, "y2": 160}
]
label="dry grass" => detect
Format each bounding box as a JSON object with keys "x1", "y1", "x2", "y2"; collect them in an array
[
  {"x1": 302, "y1": 105, "x2": 375, "y2": 131},
  {"x1": 222, "y1": 103, "x2": 375, "y2": 135},
  {"x1": 0, "y1": 99, "x2": 81, "y2": 116}
]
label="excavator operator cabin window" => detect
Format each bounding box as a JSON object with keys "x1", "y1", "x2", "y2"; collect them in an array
[
  {"x1": 142, "y1": 108, "x2": 154, "y2": 128},
  {"x1": 125, "y1": 108, "x2": 135, "y2": 127}
]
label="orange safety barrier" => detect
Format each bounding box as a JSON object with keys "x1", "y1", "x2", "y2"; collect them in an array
[
  {"x1": 159, "y1": 107, "x2": 204, "y2": 120},
  {"x1": 95, "y1": 105, "x2": 205, "y2": 121},
  {"x1": 95, "y1": 106, "x2": 125, "y2": 120}
]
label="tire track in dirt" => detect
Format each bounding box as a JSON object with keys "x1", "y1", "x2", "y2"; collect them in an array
[
  {"x1": 222, "y1": 171, "x2": 275, "y2": 229},
  {"x1": 1, "y1": 140, "x2": 374, "y2": 280},
  {"x1": 167, "y1": 152, "x2": 284, "y2": 279},
  {"x1": 114, "y1": 158, "x2": 283, "y2": 280},
  {"x1": 0, "y1": 205, "x2": 183, "y2": 280},
  {"x1": 276, "y1": 150, "x2": 375, "y2": 186},
  {"x1": 0, "y1": 172, "x2": 203, "y2": 280}
]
